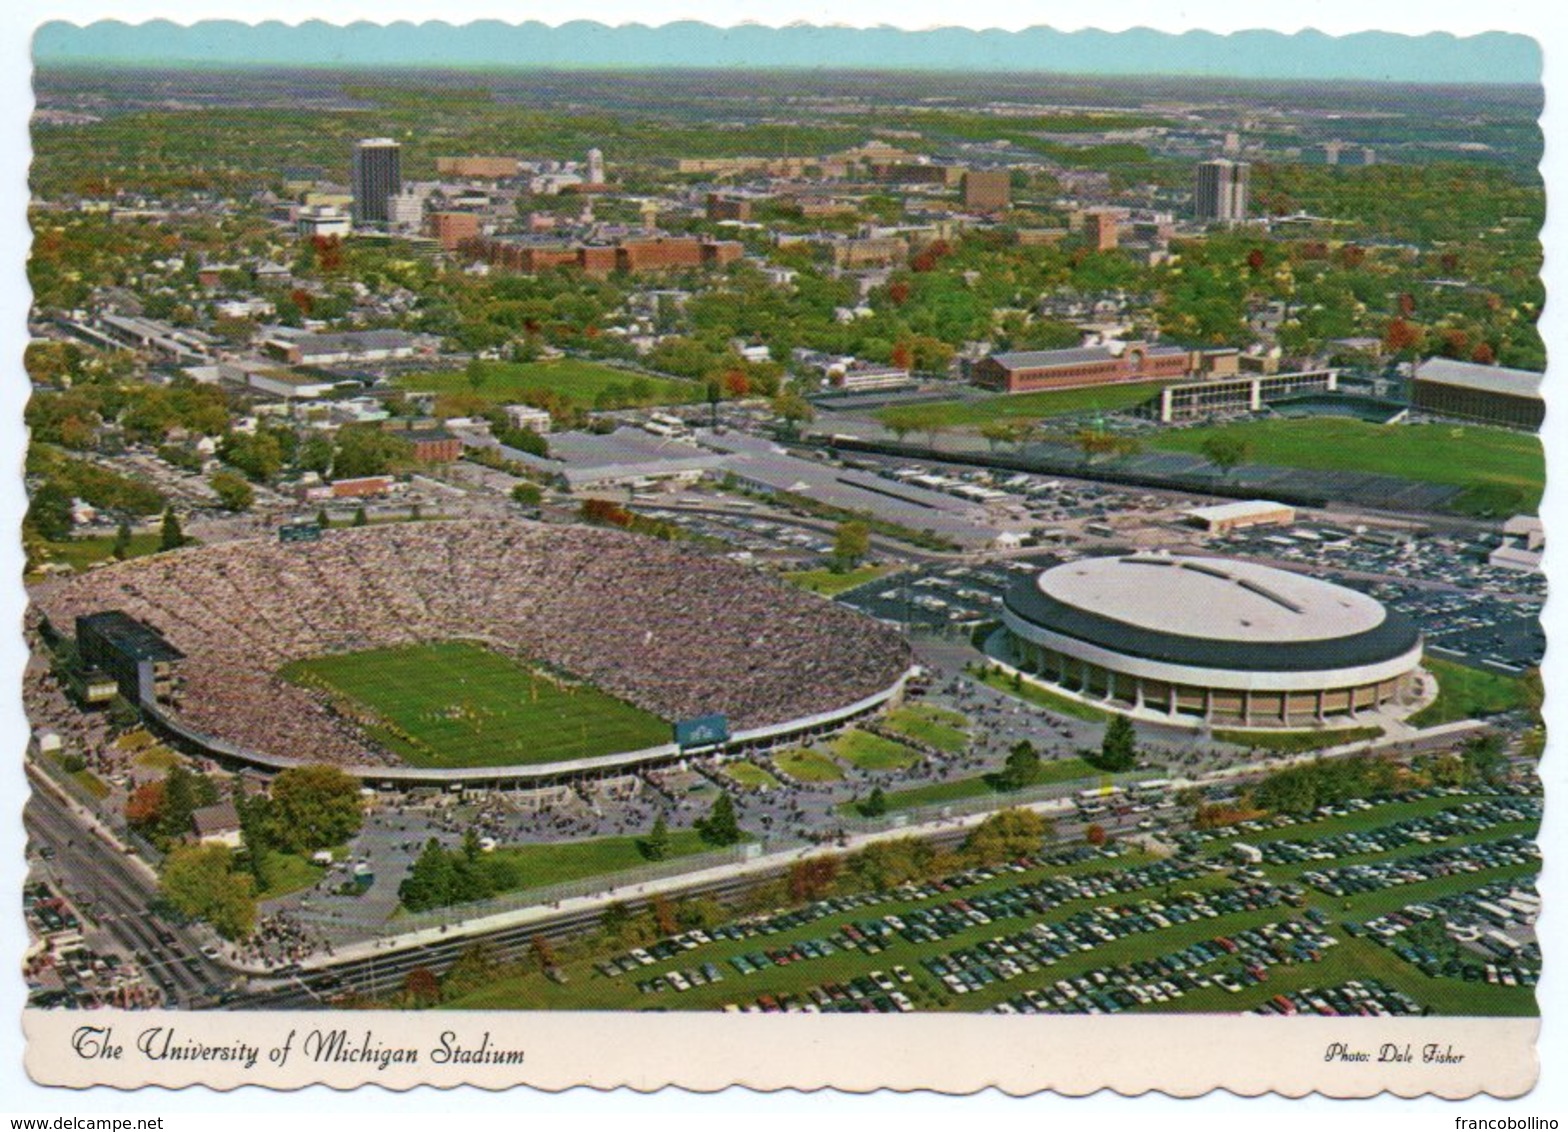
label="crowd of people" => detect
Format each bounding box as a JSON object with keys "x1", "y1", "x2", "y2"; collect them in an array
[{"x1": 33, "y1": 520, "x2": 914, "y2": 770}]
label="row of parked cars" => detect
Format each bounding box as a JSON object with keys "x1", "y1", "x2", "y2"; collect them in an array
[
  {"x1": 1257, "y1": 797, "x2": 1542, "y2": 866},
  {"x1": 721, "y1": 968, "x2": 920, "y2": 1014},
  {"x1": 978, "y1": 915, "x2": 1339, "y2": 1014},
  {"x1": 596, "y1": 846, "x2": 1146, "y2": 981},
  {"x1": 1353, "y1": 879, "x2": 1540, "y2": 988},
  {"x1": 1253, "y1": 979, "x2": 1424, "y2": 1017},
  {"x1": 1302, "y1": 834, "x2": 1540, "y2": 897}
]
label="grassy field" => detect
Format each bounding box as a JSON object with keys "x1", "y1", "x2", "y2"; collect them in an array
[
  {"x1": 773, "y1": 749, "x2": 844, "y2": 783},
  {"x1": 782, "y1": 564, "x2": 894, "y2": 597},
  {"x1": 256, "y1": 851, "x2": 327, "y2": 902},
  {"x1": 843, "y1": 757, "x2": 1101, "y2": 814},
  {"x1": 445, "y1": 792, "x2": 1537, "y2": 1016},
  {"x1": 969, "y1": 666, "x2": 1113, "y2": 723},
  {"x1": 280, "y1": 641, "x2": 670, "y2": 768},
  {"x1": 397, "y1": 358, "x2": 702, "y2": 410},
  {"x1": 1212, "y1": 726, "x2": 1384, "y2": 753},
  {"x1": 1148, "y1": 418, "x2": 1544, "y2": 516},
  {"x1": 830, "y1": 729, "x2": 923, "y2": 771},
  {"x1": 487, "y1": 829, "x2": 722, "y2": 893},
  {"x1": 880, "y1": 704, "x2": 970, "y2": 753},
  {"x1": 1408, "y1": 657, "x2": 1534, "y2": 729},
  {"x1": 31, "y1": 532, "x2": 168, "y2": 574},
  {"x1": 721, "y1": 761, "x2": 782, "y2": 790},
  {"x1": 879, "y1": 381, "x2": 1173, "y2": 429}
]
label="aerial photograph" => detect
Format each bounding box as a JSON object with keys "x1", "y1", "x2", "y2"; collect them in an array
[{"x1": 21, "y1": 21, "x2": 1544, "y2": 1025}]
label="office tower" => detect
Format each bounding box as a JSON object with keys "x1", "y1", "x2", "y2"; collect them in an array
[
  {"x1": 351, "y1": 138, "x2": 402, "y2": 227},
  {"x1": 586, "y1": 147, "x2": 605, "y2": 184},
  {"x1": 1193, "y1": 159, "x2": 1249, "y2": 225}
]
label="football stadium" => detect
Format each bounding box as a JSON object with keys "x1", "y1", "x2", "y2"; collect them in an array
[
  {"x1": 1000, "y1": 553, "x2": 1426, "y2": 728},
  {"x1": 31, "y1": 521, "x2": 915, "y2": 784}
]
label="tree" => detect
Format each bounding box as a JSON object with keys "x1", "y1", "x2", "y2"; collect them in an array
[
  {"x1": 1084, "y1": 823, "x2": 1108, "y2": 847},
  {"x1": 642, "y1": 814, "x2": 671, "y2": 861},
  {"x1": 158, "y1": 764, "x2": 216, "y2": 844},
  {"x1": 352, "y1": 506, "x2": 368, "y2": 527},
  {"x1": 404, "y1": 966, "x2": 441, "y2": 1007},
  {"x1": 26, "y1": 481, "x2": 74, "y2": 541},
  {"x1": 832, "y1": 519, "x2": 871, "y2": 570},
  {"x1": 111, "y1": 519, "x2": 133, "y2": 560},
  {"x1": 1093, "y1": 715, "x2": 1139, "y2": 773},
  {"x1": 860, "y1": 787, "x2": 887, "y2": 817},
  {"x1": 125, "y1": 780, "x2": 166, "y2": 831},
  {"x1": 160, "y1": 843, "x2": 256, "y2": 940},
  {"x1": 1199, "y1": 434, "x2": 1251, "y2": 480},
  {"x1": 332, "y1": 425, "x2": 414, "y2": 480},
  {"x1": 697, "y1": 791, "x2": 741, "y2": 846},
  {"x1": 315, "y1": 508, "x2": 331, "y2": 530},
  {"x1": 465, "y1": 358, "x2": 488, "y2": 392},
  {"x1": 999, "y1": 740, "x2": 1041, "y2": 792},
  {"x1": 961, "y1": 809, "x2": 1050, "y2": 865},
  {"x1": 263, "y1": 765, "x2": 363, "y2": 855},
  {"x1": 159, "y1": 506, "x2": 185, "y2": 551},
  {"x1": 511, "y1": 482, "x2": 543, "y2": 507},
  {"x1": 772, "y1": 390, "x2": 815, "y2": 436},
  {"x1": 209, "y1": 470, "x2": 254, "y2": 512}
]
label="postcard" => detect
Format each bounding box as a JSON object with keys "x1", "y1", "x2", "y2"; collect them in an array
[{"x1": 15, "y1": 13, "x2": 1550, "y2": 1100}]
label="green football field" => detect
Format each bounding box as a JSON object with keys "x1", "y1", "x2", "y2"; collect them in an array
[
  {"x1": 280, "y1": 641, "x2": 672, "y2": 768},
  {"x1": 1148, "y1": 418, "x2": 1544, "y2": 515}
]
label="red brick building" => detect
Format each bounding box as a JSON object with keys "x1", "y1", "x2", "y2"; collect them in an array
[
  {"x1": 963, "y1": 169, "x2": 1011, "y2": 213},
  {"x1": 427, "y1": 211, "x2": 480, "y2": 251},
  {"x1": 971, "y1": 342, "x2": 1194, "y2": 394}
]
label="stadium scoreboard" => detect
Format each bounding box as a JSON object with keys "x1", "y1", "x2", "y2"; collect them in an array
[
  {"x1": 279, "y1": 522, "x2": 324, "y2": 543},
  {"x1": 675, "y1": 713, "x2": 730, "y2": 750}
]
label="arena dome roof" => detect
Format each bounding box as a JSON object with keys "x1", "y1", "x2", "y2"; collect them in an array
[{"x1": 1005, "y1": 553, "x2": 1421, "y2": 674}]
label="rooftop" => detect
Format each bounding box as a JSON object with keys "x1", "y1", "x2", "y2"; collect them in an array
[
  {"x1": 1036, "y1": 554, "x2": 1387, "y2": 644},
  {"x1": 1413, "y1": 357, "x2": 1543, "y2": 400}
]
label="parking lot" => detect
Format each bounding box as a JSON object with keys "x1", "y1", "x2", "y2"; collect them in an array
[{"x1": 451, "y1": 784, "x2": 1539, "y2": 1016}]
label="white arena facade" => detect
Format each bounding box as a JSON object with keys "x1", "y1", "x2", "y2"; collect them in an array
[{"x1": 1000, "y1": 553, "x2": 1425, "y2": 729}]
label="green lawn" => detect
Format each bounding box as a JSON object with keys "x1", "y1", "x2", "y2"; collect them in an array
[
  {"x1": 257, "y1": 851, "x2": 327, "y2": 902},
  {"x1": 880, "y1": 704, "x2": 970, "y2": 753},
  {"x1": 773, "y1": 749, "x2": 844, "y2": 783},
  {"x1": 1213, "y1": 726, "x2": 1384, "y2": 753},
  {"x1": 1408, "y1": 657, "x2": 1534, "y2": 729},
  {"x1": 879, "y1": 381, "x2": 1174, "y2": 428},
  {"x1": 397, "y1": 358, "x2": 703, "y2": 410},
  {"x1": 280, "y1": 641, "x2": 671, "y2": 768},
  {"x1": 969, "y1": 666, "x2": 1113, "y2": 723},
  {"x1": 487, "y1": 829, "x2": 723, "y2": 893},
  {"x1": 1148, "y1": 418, "x2": 1543, "y2": 517},
  {"x1": 30, "y1": 532, "x2": 169, "y2": 574},
  {"x1": 720, "y1": 761, "x2": 781, "y2": 790},
  {"x1": 843, "y1": 757, "x2": 1100, "y2": 814},
  {"x1": 830, "y1": 729, "x2": 922, "y2": 771},
  {"x1": 782, "y1": 564, "x2": 894, "y2": 597}
]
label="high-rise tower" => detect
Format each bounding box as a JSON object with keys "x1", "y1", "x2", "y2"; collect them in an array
[{"x1": 351, "y1": 138, "x2": 402, "y2": 227}]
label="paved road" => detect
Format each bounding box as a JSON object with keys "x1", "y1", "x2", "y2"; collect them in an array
[{"x1": 25, "y1": 767, "x2": 231, "y2": 1008}]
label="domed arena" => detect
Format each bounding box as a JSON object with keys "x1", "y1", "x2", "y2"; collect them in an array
[
  {"x1": 1000, "y1": 553, "x2": 1425, "y2": 728},
  {"x1": 31, "y1": 521, "x2": 915, "y2": 779}
]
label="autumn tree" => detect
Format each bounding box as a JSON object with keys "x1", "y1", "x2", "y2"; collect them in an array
[{"x1": 404, "y1": 966, "x2": 441, "y2": 1007}]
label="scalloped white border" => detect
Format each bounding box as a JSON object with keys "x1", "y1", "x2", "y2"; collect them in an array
[{"x1": 5, "y1": 4, "x2": 1564, "y2": 1121}]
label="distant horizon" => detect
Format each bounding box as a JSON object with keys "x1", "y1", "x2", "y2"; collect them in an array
[{"x1": 32, "y1": 20, "x2": 1542, "y2": 85}]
